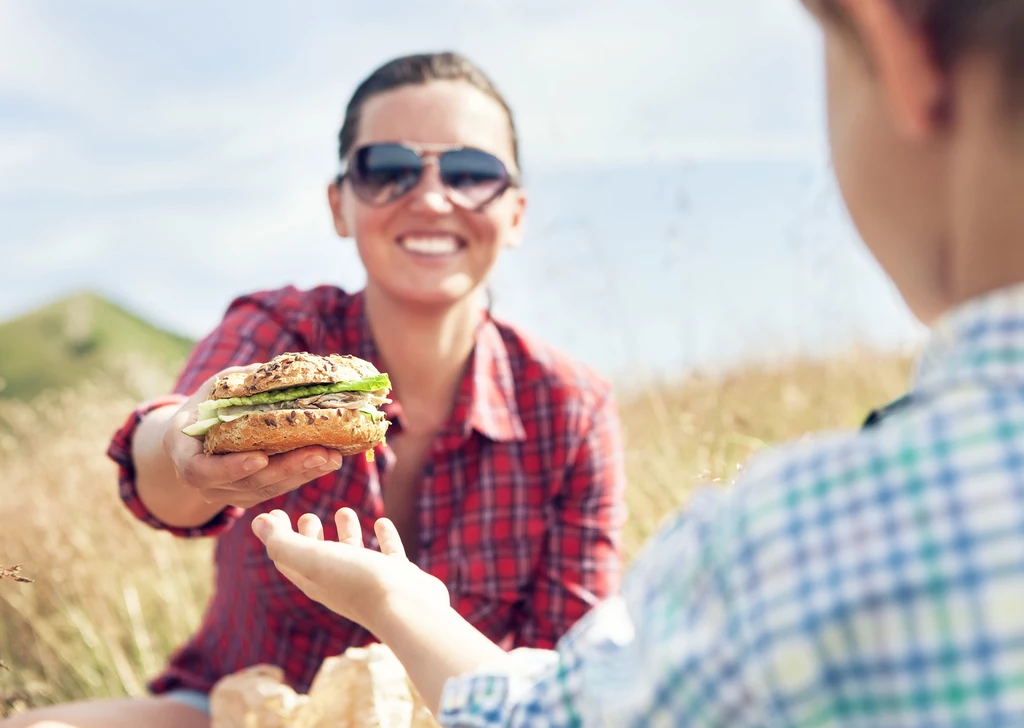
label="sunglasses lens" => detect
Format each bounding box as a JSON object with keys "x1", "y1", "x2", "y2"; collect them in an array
[
  {"x1": 351, "y1": 144, "x2": 422, "y2": 205},
  {"x1": 439, "y1": 148, "x2": 511, "y2": 209}
]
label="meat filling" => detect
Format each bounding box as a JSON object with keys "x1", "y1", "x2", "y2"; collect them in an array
[{"x1": 218, "y1": 390, "x2": 390, "y2": 418}]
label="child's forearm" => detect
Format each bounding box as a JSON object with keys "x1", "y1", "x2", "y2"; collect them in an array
[{"x1": 374, "y1": 597, "x2": 509, "y2": 714}]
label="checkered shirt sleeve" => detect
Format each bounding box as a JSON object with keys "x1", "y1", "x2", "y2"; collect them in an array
[
  {"x1": 108, "y1": 291, "x2": 303, "y2": 537},
  {"x1": 437, "y1": 284, "x2": 1024, "y2": 727}
]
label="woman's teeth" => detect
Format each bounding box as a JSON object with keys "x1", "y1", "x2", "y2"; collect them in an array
[{"x1": 399, "y1": 236, "x2": 460, "y2": 256}]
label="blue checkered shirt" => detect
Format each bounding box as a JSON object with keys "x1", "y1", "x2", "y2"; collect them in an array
[{"x1": 436, "y1": 284, "x2": 1024, "y2": 727}]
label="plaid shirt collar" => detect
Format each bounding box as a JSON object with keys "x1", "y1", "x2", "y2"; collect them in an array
[
  {"x1": 339, "y1": 290, "x2": 526, "y2": 444},
  {"x1": 915, "y1": 282, "x2": 1024, "y2": 393}
]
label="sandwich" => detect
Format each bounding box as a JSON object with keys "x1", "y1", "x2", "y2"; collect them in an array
[{"x1": 182, "y1": 352, "x2": 391, "y2": 456}]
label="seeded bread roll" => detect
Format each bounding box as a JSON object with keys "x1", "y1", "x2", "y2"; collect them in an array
[{"x1": 245, "y1": 353, "x2": 381, "y2": 396}]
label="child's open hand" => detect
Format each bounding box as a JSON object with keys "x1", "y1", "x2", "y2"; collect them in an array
[{"x1": 252, "y1": 507, "x2": 450, "y2": 633}]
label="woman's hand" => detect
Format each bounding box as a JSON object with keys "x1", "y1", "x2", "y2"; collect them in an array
[
  {"x1": 252, "y1": 507, "x2": 450, "y2": 634},
  {"x1": 163, "y1": 366, "x2": 344, "y2": 510}
]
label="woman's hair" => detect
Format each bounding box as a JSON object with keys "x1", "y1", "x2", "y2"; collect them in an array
[
  {"x1": 337, "y1": 51, "x2": 520, "y2": 168},
  {"x1": 816, "y1": 0, "x2": 1024, "y2": 108}
]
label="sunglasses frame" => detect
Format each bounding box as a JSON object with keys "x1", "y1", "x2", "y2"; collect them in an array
[{"x1": 335, "y1": 142, "x2": 520, "y2": 212}]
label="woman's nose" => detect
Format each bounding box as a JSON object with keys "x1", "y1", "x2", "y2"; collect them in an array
[{"x1": 405, "y1": 159, "x2": 453, "y2": 214}]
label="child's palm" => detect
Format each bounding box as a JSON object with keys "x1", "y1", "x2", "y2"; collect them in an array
[{"x1": 255, "y1": 507, "x2": 450, "y2": 631}]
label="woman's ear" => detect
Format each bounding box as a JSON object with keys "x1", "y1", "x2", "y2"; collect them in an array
[
  {"x1": 838, "y1": 0, "x2": 946, "y2": 139},
  {"x1": 327, "y1": 181, "x2": 352, "y2": 238}
]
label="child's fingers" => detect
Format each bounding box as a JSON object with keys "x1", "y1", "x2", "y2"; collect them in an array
[
  {"x1": 254, "y1": 514, "x2": 333, "y2": 586},
  {"x1": 297, "y1": 513, "x2": 324, "y2": 540},
  {"x1": 266, "y1": 510, "x2": 293, "y2": 529},
  {"x1": 253, "y1": 510, "x2": 291, "y2": 541},
  {"x1": 335, "y1": 507, "x2": 364, "y2": 547},
  {"x1": 375, "y1": 518, "x2": 408, "y2": 560}
]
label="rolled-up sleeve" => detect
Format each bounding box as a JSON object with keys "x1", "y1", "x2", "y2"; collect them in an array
[
  {"x1": 107, "y1": 395, "x2": 245, "y2": 538},
  {"x1": 106, "y1": 292, "x2": 304, "y2": 538}
]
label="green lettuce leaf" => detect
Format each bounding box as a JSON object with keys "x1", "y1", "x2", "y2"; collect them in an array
[
  {"x1": 181, "y1": 417, "x2": 222, "y2": 437},
  {"x1": 358, "y1": 406, "x2": 386, "y2": 422}
]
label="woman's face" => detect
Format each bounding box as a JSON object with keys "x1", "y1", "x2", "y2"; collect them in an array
[{"x1": 329, "y1": 80, "x2": 526, "y2": 310}]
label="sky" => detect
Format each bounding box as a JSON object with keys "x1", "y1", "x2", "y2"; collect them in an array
[{"x1": 0, "y1": 0, "x2": 925, "y2": 379}]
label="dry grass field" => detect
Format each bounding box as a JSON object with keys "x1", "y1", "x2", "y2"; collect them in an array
[{"x1": 0, "y1": 350, "x2": 914, "y2": 715}]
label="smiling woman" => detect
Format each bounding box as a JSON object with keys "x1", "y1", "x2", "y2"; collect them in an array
[
  {"x1": 328, "y1": 61, "x2": 525, "y2": 308},
  {"x1": 0, "y1": 52, "x2": 629, "y2": 728}
]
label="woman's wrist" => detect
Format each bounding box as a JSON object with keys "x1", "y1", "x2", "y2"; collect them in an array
[{"x1": 134, "y1": 403, "x2": 232, "y2": 527}]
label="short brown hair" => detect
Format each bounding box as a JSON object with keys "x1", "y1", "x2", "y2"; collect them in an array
[
  {"x1": 337, "y1": 52, "x2": 520, "y2": 169},
  {"x1": 813, "y1": 0, "x2": 1024, "y2": 107}
]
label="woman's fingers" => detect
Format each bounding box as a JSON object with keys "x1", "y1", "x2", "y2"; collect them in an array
[
  {"x1": 175, "y1": 448, "x2": 269, "y2": 489},
  {"x1": 335, "y1": 507, "x2": 364, "y2": 547},
  {"x1": 196, "y1": 448, "x2": 342, "y2": 506},
  {"x1": 226, "y1": 447, "x2": 342, "y2": 492},
  {"x1": 375, "y1": 518, "x2": 408, "y2": 560}
]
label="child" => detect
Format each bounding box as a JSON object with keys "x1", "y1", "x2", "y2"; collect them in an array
[{"x1": 252, "y1": 1, "x2": 1024, "y2": 725}]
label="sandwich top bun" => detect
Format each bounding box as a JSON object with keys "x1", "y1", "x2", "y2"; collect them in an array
[
  {"x1": 183, "y1": 352, "x2": 392, "y2": 457},
  {"x1": 214, "y1": 353, "x2": 383, "y2": 399}
]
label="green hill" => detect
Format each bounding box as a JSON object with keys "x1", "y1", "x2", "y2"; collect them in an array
[{"x1": 0, "y1": 292, "x2": 196, "y2": 400}]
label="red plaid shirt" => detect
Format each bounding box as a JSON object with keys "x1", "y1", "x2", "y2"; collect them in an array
[{"x1": 107, "y1": 286, "x2": 628, "y2": 696}]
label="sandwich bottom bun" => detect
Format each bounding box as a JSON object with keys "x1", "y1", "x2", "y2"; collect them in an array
[{"x1": 203, "y1": 407, "x2": 389, "y2": 456}]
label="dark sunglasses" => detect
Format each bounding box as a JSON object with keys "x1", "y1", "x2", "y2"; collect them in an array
[{"x1": 336, "y1": 142, "x2": 519, "y2": 211}]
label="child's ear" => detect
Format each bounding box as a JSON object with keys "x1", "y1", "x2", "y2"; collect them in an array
[
  {"x1": 839, "y1": 0, "x2": 946, "y2": 139},
  {"x1": 503, "y1": 189, "x2": 527, "y2": 249},
  {"x1": 327, "y1": 182, "x2": 352, "y2": 238}
]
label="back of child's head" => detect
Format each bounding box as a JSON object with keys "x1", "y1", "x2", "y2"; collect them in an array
[
  {"x1": 806, "y1": 0, "x2": 1024, "y2": 327},
  {"x1": 816, "y1": 1, "x2": 1024, "y2": 108}
]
